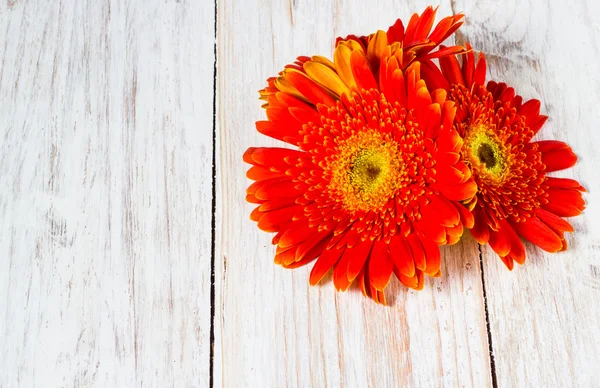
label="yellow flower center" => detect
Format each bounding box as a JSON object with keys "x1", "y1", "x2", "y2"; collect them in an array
[
  {"x1": 327, "y1": 129, "x2": 405, "y2": 212},
  {"x1": 466, "y1": 125, "x2": 508, "y2": 182},
  {"x1": 349, "y1": 149, "x2": 390, "y2": 193}
]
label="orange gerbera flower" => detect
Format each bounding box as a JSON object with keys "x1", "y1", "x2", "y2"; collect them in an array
[
  {"x1": 428, "y1": 45, "x2": 585, "y2": 269},
  {"x1": 244, "y1": 8, "x2": 476, "y2": 304}
]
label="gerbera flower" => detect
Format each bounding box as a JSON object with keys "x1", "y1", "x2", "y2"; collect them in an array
[
  {"x1": 428, "y1": 44, "x2": 585, "y2": 269},
  {"x1": 244, "y1": 8, "x2": 476, "y2": 304}
]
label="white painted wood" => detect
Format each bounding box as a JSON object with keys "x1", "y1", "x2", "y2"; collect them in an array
[
  {"x1": 214, "y1": 1, "x2": 492, "y2": 387},
  {"x1": 453, "y1": 0, "x2": 600, "y2": 387},
  {"x1": 3, "y1": 0, "x2": 597, "y2": 386},
  {"x1": 0, "y1": 1, "x2": 214, "y2": 387}
]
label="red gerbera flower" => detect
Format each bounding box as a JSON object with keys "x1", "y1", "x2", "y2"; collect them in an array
[
  {"x1": 244, "y1": 8, "x2": 477, "y2": 304},
  {"x1": 427, "y1": 44, "x2": 585, "y2": 269}
]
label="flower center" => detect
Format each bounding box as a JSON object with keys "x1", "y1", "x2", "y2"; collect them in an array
[
  {"x1": 466, "y1": 125, "x2": 508, "y2": 181},
  {"x1": 326, "y1": 129, "x2": 405, "y2": 212},
  {"x1": 477, "y1": 143, "x2": 497, "y2": 168},
  {"x1": 349, "y1": 149, "x2": 389, "y2": 193}
]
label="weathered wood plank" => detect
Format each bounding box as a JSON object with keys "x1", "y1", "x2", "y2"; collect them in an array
[
  {"x1": 214, "y1": 1, "x2": 492, "y2": 387},
  {"x1": 0, "y1": 1, "x2": 215, "y2": 386},
  {"x1": 453, "y1": 0, "x2": 600, "y2": 387}
]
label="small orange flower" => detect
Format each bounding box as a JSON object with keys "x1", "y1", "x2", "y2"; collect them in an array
[
  {"x1": 244, "y1": 8, "x2": 476, "y2": 303},
  {"x1": 429, "y1": 45, "x2": 585, "y2": 269}
]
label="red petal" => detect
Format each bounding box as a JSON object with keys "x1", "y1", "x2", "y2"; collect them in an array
[
  {"x1": 535, "y1": 140, "x2": 578, "y2": 172},
  {"x1": 246, "y1": 166, "x2": 284, "y2": 181},
  {"x1": 396, "y1": 268, "x2": 425, "y2": 290},
  {"x1": 546, "y1": 177, "x2": 586, "y2": 191},
  {"x1": 454, "y1": 202, "x2": 474, "y2": 229},
  {"x1": 488, "y1": 226, "x2": 511, "y2": 257},
  {"x1": 389, "y1": 234, "x2": 415, "y2": 277},
  {"x1": 536, "y1": 208, "x2": 574, "y2": 233},
  {"x1": 415, "y1": 215, "x2": 446, "y2": 244},
  {"x1": 278, "y1": 220, "x2": 313, "y2": 248},
  {"x1": 437, "y1": 179, "x2": 477, "y2": 202},
  {"x1": 462, "y1": 44, "x2": 475, "y2": 87},
  {"x1": 439, "y1": 50, "x2": 465, "y2": 86},
  {"x1": 257, "y1": 205, "x2": 302, "y2": 232},
  {"x1": 420, "y1": 60, "x2": 449, "y2": 91},
  {"x1": 499, "y1": 219, "x2": 526, "y2": 265},
  {"x1": 309, "y1": 245, "x2": 345, "y2": 285},
  {"x1": 499, "y1": 254, "x2": 514, "y2": 270},
  {"x1": 429, "y1": 14, "x2": 464, "y2": 44},
  {"x1": 418, "y1": 233, "x2": 441, "y2": 276},
  {"x1": 511, "y1": 217, "x2": 563, "y2": 253},
  {"x1": 255, "y1": 179, "x2": 301, "y2": 200},
  {"x1": 386, "y1": 19, "x2": 405, "y2": 43},
  {"x1": 333, "y1": 248, "x2": 353, "y2": 291},
  {"x1": 346, "y1": 238, "x2": 374, "y2": 283},
  {"x1": 407, "y1": 233, "x2": 426, "y2": 270},
  {"x1": 470, "y1": 208, "x2": 490, "y2": 244},
  {"x1": 543, "y1": 188, "x2": 585, "y2": 217},
  {"x1": 350, "y1": 50, "x2": 378, "y2": 91},
  {"x1": 421, "y1": 194, "x2": 460, "y2": 227},
  {"x1": 473, "y1": 52, "x2": 487, "y2": 86},
  {"x1": 245, "y1": 147, "x2": 304, "y2": 167},
  {"x1": 519, "y1": 99, "x2": 541, "y2": 120},
  {"x1": 369, "y1": 240, "x2": 394, "y2": 291}
]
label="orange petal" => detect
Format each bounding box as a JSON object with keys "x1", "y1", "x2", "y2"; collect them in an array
[
  {"x1": 367, "y1": 30, "x2": 388, "y2": 70},
  {"x1": 283, "y1": 69, "x2": 337, "y2": 106},
  {"x1": 333, "y1": 44, "x2": 356, "y2": 88},
  {"x1": 303, "y1": 61, "x2": 350, "y2": 97}
]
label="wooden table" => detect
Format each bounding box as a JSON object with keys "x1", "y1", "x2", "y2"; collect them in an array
[{"x1": 1, "y1": 0, "x2": 599, "y2": 387}]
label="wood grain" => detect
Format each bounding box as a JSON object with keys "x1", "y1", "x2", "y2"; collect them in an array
[
  {"x1": 2, "y1": 0, "x2": 599, "y2": 386},
  {"x1": 453, "y1": 0, "x2": 600, "y2": 387},
  {"x1": 214, "y1": 1, "x2": 492, "y2": 387},
  {"x1": 0, "y1": 1, "x2": 215, "y2": 386}
]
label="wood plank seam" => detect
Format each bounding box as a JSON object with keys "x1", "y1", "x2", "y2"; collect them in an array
[
  {"x1": 478, "y1": 244, "x2": 498, "y2": 388},
  {"x1": 210, "y1": 0, "x2": 219, "y2": 387},
  {"x1": 450, "y1": 4, "x2": 498, "y2": 386}
]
